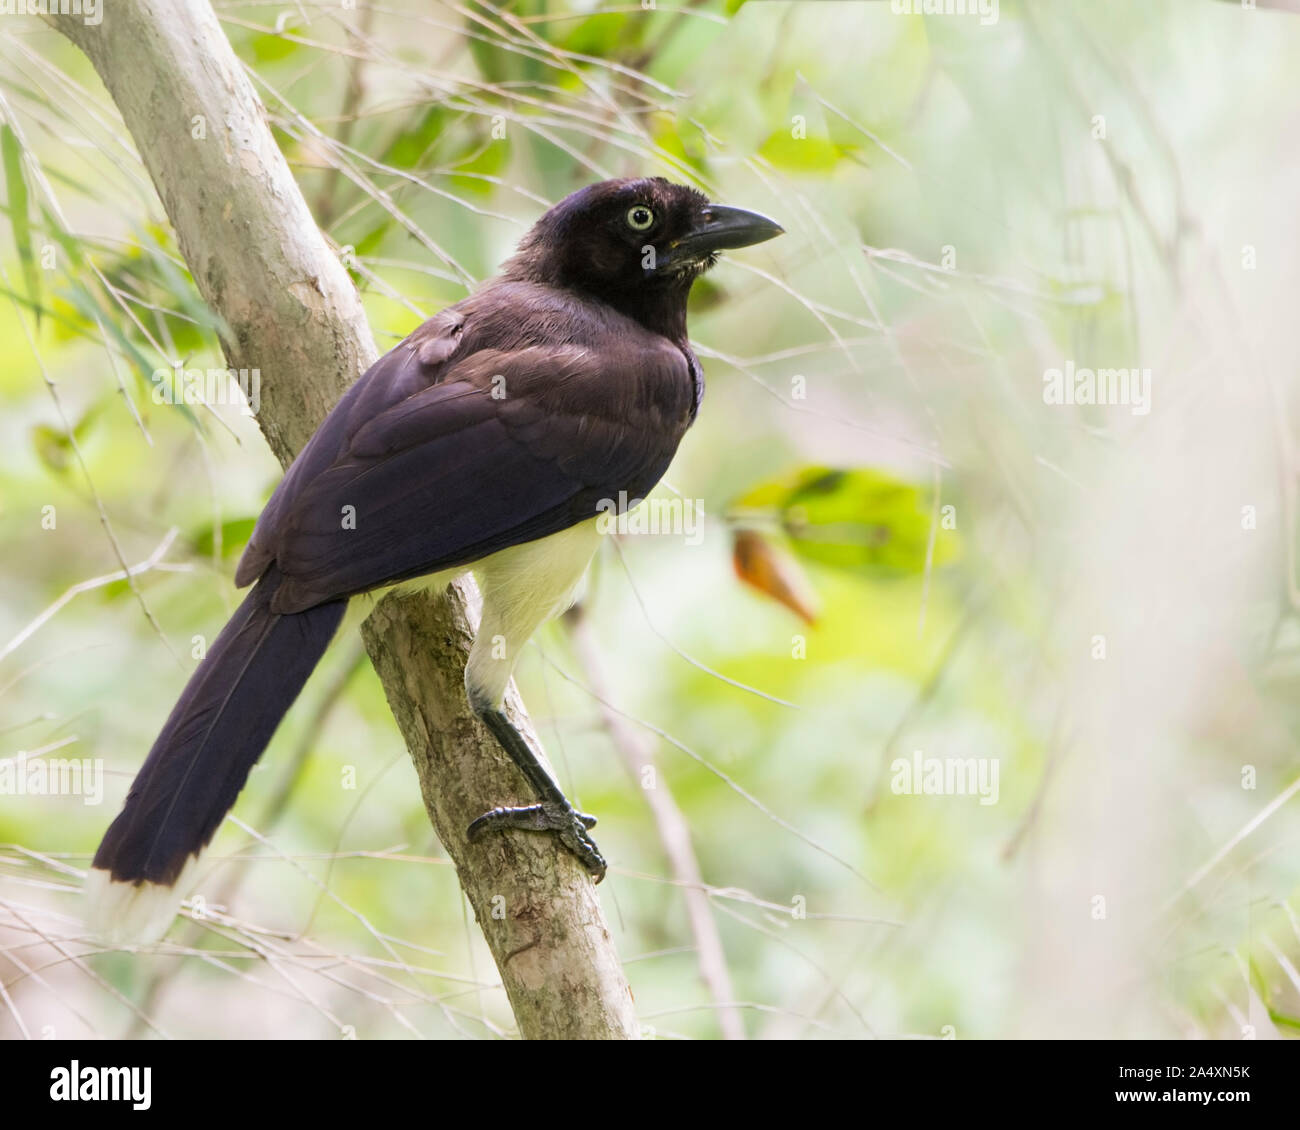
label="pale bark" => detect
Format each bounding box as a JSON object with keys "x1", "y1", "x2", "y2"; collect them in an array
[{"x1": 50, "y1": 0, "x2": 637, "y2": 1040}]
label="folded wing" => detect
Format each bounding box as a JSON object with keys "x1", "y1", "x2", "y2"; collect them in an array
[{"x1": 236, "y1": 300, "x2": 694, "y2": 614}]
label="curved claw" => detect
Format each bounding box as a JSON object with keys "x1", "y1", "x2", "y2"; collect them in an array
[{"x1": 466, "y1": 801, "x2": 606, "y2": 882}]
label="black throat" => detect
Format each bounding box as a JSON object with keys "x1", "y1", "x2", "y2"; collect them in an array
[
  {"x1": 503, "y1": 241, "x2": 699, "y2": 346},
  {"x1": 596, "y1": 273, "x2": 695, "y2": 345}
]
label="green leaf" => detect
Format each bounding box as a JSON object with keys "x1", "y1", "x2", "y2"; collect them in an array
[
  {"x1": 732, "y1": 466, "x2": 960, "y2": 576},
  {"x1": 31, "y1": 399, "x2": 104, "y2": 475},
  {"x1": 56, "y1": 280, "x2": 200, "y2": 431},
  {"x1": 445, "y1": 129, "x2": 510, "y2": 195},
  {"x1": 32, "y1": 423, "x2": 72, "y2": 474},
  {"x1": 758, "y1": 129, "x2": 851, "y2": 173},
  {"x1": 384, "y1": 106, "x2": 447, "y2": 170},
  {"x1": 190, "y1": 516, "x2": 258, "y2": 560},
  {"x1": 2, "y1": 123, "x2": 41, "y2": 329},
  {"x1": 558, "y1": 13, "x2": 624, "y2": 59},
  {"x1": 250, "y1": 32, "x2": 301, "y2": 64},
  {"x1": 466, "y1": 0, "x2": 549, "y2": 86}
]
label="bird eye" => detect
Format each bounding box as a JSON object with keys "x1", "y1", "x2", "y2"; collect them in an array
[{"x1": 625, "y1": 205, "x2": 655, "y2": 232}]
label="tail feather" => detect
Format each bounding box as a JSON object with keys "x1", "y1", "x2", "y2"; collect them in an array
[
  {"x1": 89, "y1": 565, "x2": 346, "y2": 942},
  {"x1": 85, "y1": 855, "x2": 203, "y2": 946}
]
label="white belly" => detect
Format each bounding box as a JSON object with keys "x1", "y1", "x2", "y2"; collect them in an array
[{"x1": 465, "y1": 518, "x2": 604, "y2": 711}]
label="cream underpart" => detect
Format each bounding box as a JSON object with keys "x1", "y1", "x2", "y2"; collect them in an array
[
  {"x1": 465, "y1": 517, "x2": 603, "y2": 712},
  {"x1": 364, "y1": 518, "x2": 603, "y2": 711}
]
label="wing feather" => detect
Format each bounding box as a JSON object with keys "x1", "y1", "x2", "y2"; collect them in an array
[{"x1": 235, "y1": 282, "x2": 695, "y2": 613}]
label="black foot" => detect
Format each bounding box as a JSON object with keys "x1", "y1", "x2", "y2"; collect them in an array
[{"x1": 467, "y1": 802, "x2": 607, "y2": 882}]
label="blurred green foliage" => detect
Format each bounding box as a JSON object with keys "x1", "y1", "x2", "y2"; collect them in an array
[{"x1": 0, "y1": 0, "x2": 1296, "y2": 1042}]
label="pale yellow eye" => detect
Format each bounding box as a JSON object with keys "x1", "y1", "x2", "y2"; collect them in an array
[{"x1": 626, "y1": 205, "x2": 655, "y2": 231}]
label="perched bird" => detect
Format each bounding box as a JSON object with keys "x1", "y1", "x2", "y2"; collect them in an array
[{"x1": 88, "y1": 177, "x2": 783, "y2": 943}]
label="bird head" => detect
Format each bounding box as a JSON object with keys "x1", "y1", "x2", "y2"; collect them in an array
[{"x1": 503, "y1": 177, "x2": 783, "y2": 333}]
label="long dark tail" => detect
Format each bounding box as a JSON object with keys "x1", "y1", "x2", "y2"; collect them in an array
[{"x1": 88, "y1": 566, "x2": 345, "y2": 940}]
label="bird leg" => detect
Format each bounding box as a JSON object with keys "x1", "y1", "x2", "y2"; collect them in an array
[{"x1": 467, "y1": 708, "x2": 607, "y2": 882}]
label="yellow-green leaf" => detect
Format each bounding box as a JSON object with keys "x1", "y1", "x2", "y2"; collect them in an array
[
  {"x1": 733, "y1": 466, "x2": 960, "y2": 576},
  {"x1": 2, "y1": 123, "x2": 40, "y2": 329}
]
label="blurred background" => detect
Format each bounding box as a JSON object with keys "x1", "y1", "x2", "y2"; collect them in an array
[{"x1": 2, "y1": 0, "x2": 1299, "y2": 1039}]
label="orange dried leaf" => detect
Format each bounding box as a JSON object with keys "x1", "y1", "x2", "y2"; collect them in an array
[{"x1": 732, "y1": 528, "x2": 820, "y2": 625}]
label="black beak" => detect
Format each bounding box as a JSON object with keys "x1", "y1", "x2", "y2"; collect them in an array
[{"x1": 664, "y1": 204, "x2": 784, "y2": 268}]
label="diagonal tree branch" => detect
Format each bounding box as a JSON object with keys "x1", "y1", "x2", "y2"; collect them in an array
[{"x1": 48, "y1": 0, "x2": 637, "y2": 1040}]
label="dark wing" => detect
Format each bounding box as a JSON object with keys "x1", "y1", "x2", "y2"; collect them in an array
[
  {"x1": 236, "y1": 303, "x2": 693, "y2": 614},
  {"x1": 235, "y1": 305, "x2": 466, "y2": 589}
]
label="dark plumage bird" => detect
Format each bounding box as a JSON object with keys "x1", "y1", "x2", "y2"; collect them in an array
[{"x1": 88, "y1": 177, "x2": 783, "y2": 942}]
